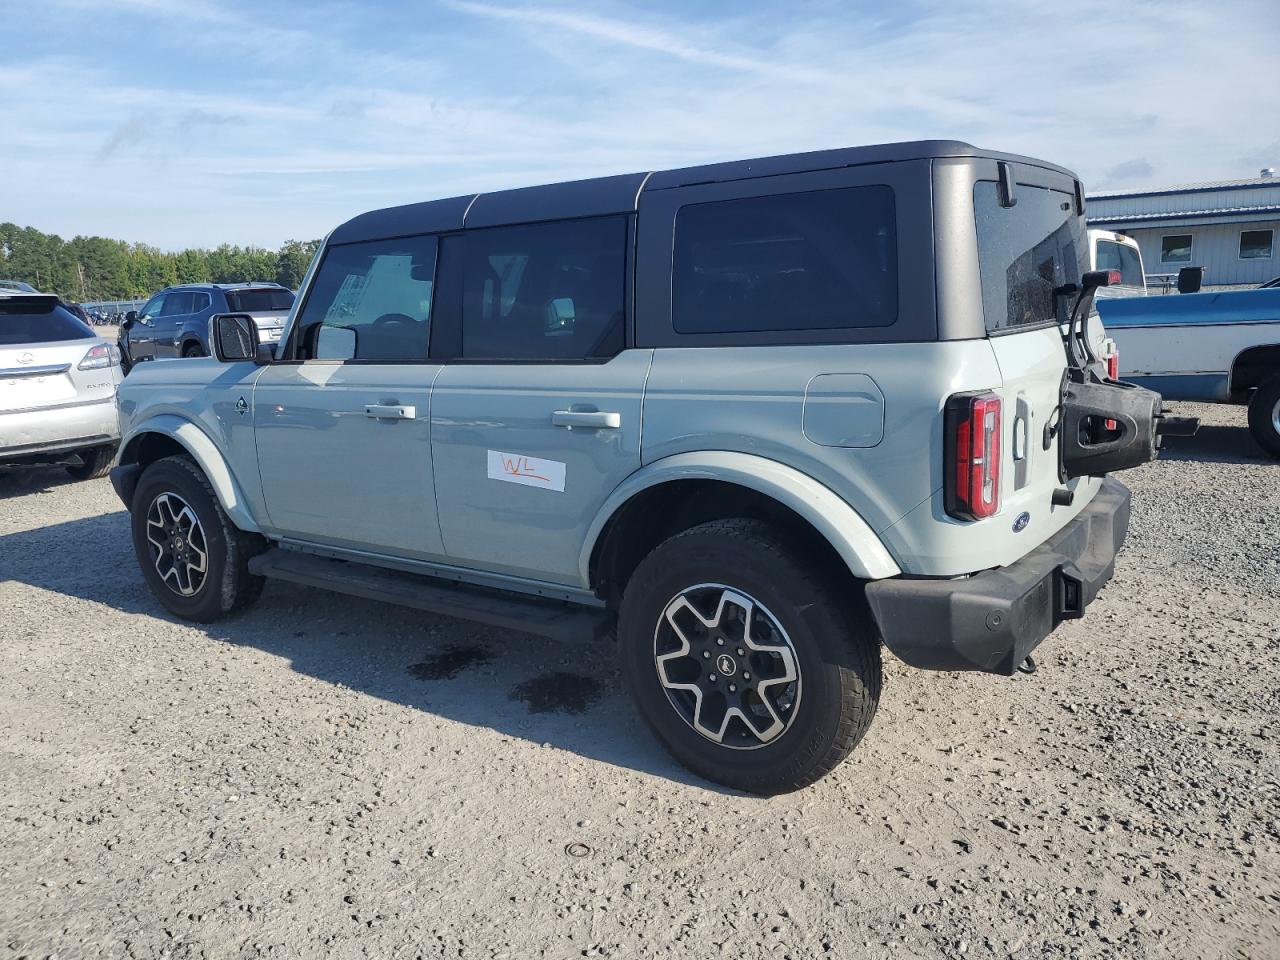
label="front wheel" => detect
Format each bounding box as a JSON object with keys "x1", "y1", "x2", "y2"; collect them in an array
[
  {"x1": 619, "y1": 519, "x2": 881, "y2": 795},
  {"x1": 1247, "y1": 375, "x2": 1280, "y2": 458},
  {"x1": 130, "y1": 456, "x2": 266, "y2": 622}
]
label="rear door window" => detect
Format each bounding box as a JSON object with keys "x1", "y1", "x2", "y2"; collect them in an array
[
  {"x1": 294, "y1": 236, "x2": 437, "y2": 361},
  {"x1": 0, "y1": 298, "x2": 95, "y2": 345},
  {"x1": 671, "y1": 186, "x2": 897, "y2": 335},
  {"x1": 160, "y1": 292, "x2": 196, "y2": 316},
  {"x1": 973, "y1": 180, "x2": 1085, "y2": 332},
  {"x1": 446, "y1": 216, "x2": 627, "y2": 361}
]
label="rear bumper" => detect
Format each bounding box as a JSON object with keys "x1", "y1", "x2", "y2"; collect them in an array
[
  {"x1": 0, "y1": 399, "x2": 120, "y2": 463},
  {"x1": 865, "y1": 477, "x2": 1131, "y2": 675}
]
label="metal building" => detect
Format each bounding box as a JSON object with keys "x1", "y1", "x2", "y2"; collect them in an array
[{"x1": 1087, "y1": 171, "x2": 1280, "y2": 290}]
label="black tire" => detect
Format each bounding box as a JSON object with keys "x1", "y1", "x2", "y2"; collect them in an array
[
  {"x1": 65, "y1": 443, "x2": 116, "y2": 481},
  {"x1": 1247, "y1": 375, "x2": 1280, "y2": 458},
  {"x1": 618, "y1": 518, "x2": 881, "y2": 795},
  {"x1": 182, "y1": 342, "x2": 206, "y2": 358},
  {"x1": 130, "y1": 455, "x2": 266, "y2": 622}
]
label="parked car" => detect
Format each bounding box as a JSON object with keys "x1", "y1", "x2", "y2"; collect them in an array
[
  {"x1": 0, "y1": 292, "x2": 123, "y2": 479},
  {"x1": 0, "y1": 280, "x2": 39, "y2": 293},
  {"x1": 110, "y1": 140, "x2": 1174, "y2": 793},
  {"x1": 118, "y1": 282, "x2": 294, "y2": 369},
  {"x1": 1097, "y1": 287, "x2": 1280, "y2": 455}
]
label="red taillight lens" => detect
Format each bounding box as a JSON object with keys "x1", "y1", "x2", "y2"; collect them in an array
[
  {"x1": 1106, "y1": 351, "x2": 1119, "y2": 381},
  {"x1": 945, "y1": 391, "x2": 1002, "y2": 521}
]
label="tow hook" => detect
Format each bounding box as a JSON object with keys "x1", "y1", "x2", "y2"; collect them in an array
[{"x1": 1017, "y1": 655, "x2": 1037, "y2": 675}]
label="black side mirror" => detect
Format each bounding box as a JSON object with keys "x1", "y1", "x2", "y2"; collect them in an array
[
  {"x1": 1177, "y1": 266, "x2": 1204, "y2": 294},
  {"x1": 210, "y1": 313, "x2": 259, "y2": 362},
  {"x1": 124, "y1": 310, "x2": 137, "y2": 325}
]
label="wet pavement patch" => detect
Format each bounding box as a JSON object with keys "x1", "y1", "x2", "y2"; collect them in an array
[
  {"x1": 408, "y1": 645, "x2": 491, "y2": 681},
  {"x1": 510, "y1": 672, "x2": 602, "y2": 715}
]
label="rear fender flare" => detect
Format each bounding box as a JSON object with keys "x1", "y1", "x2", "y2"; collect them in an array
[
  {"x1": 580, "y1": 451, "x2": 901, "y2": 586},
  {"x1": 119, "y1": 414, "x2": 261, "y2": 533}
]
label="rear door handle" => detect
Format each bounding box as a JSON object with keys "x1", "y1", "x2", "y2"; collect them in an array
[
  {"x1": 365, "y1": 404, "x2": 417, "y2": 420},
  {"x1": 551, "y1": 410, "x2": 621, "y2": 429}
]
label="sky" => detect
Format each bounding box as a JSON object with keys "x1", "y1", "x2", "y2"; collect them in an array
[{"x1": 1, "y1": 0, "x2": 1277, "y2": 251}]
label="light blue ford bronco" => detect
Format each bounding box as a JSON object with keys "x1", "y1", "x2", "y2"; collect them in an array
[{"x1": 111, "y1": 141, "x2": 1184, "y2": 793}]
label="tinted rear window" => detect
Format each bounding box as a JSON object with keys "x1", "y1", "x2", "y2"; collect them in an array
[
  {"x1": 0, "y1": 298, "x2": 95, "y2": 345},
  {"x1": 225, "y1": 288, "x2": 294, "y2": 312},
  {"x1": 974, "y1": 180, "x2": 1085, "y2": 332},
  {"x1": 672, "y1": 185, "x2": 898, "y2": 335}
]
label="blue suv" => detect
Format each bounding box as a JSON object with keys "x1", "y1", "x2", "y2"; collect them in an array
[{"x1": 118, "y1": 282, "x2": 294, "y2": 369}]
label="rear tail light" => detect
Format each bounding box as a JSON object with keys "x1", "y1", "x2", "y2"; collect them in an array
[
  {"x1": 78, "y1": 343, "x2": 120, "y2": 369},
  {"x1": 945, "y1": 391, "x2": 1002, "y2": 521}
]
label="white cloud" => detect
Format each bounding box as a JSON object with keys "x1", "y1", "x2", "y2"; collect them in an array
[{"x1": 0, "y1": 0, "x2": 1275, "y2": 248}]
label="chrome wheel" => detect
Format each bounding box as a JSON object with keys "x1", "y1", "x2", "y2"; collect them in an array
[
  {"x1": 145, "y1": 492, "x2": 208, "y2": 597},
  {"x1": 653, "y1": 584, "x2": 801, "y2": 750},
  {"x1": 1272, "y1": 395, "x2": 1280, "y2": 435}
]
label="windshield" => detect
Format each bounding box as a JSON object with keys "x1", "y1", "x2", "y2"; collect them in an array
[
  {"x1": 974, "y1": 180, "x2": 1086, "y2": 332},
  {"x1": 1094, "y1": 239, "x2": 1144, "y2": 287},
  {"x1": 224, "y1": 288, "x2": 294, "y2": 312},
  {"x1": 0, "y1": 297, "x2": 95, "y2": 345}
]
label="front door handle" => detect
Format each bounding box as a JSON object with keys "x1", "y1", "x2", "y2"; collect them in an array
[
  {"x1": 365, "y1": 404, "x2": 417, "y2": 420},
  {"x1": 552, "y1": 410, "x2": 621, "y2": 429}
]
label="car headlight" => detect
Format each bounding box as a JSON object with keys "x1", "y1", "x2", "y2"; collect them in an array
[{"x1": 79, "y1": 343, "x2": 121, "y2": 369}]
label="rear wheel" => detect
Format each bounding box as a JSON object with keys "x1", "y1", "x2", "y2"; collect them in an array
[
  {"x1": 130, "y1": 456, "x2": 266, "y2": 622},
  {"x1": 1247, "y1": 375, "x2": 1280, "y2": 458},
  {"x1": 182, "y1": 342, "x2": 206, "y2": 358},
  {"x1": 618, "y1": 518, "x2": 881, "y2": 795},
  {"x1": 65, "y1": 443, "x2": 116, "y2": 481}
]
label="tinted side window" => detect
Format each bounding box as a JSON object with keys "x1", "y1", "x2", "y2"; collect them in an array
[
  {"x1": 138, "y1": 294, "x2": 165, "y2": 320},
  {"x1": 457, "y1": 217, "x2": 626, "y2": 360},
  {"x1": 671, "y1": 186, "x2": 897, "y2": 335},
  {"x1": 295, "y1": 236, "x2": 436, "y2": 361},
  {"x1": 160, "y1": 292, "x2": 195, "y2": 315},
  {"x1": 190, "y1": 292, "x2": 211, "y2": 312},
  {"x1": 973, "y1": 180, "x2": 1085, "y2": 332}
]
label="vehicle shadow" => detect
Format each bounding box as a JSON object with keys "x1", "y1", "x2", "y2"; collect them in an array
[
  {"x1": 0, "y1": 507, "x2": 727, "y2": 793},
  {"x1": 1157, "y1": 423, "x2": 1273, "y2": 464},
  {"x1": 0, "y1": 465, "x2": 84, "y2": 500}
]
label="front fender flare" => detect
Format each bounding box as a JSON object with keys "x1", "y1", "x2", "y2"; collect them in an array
[
  {"x1": 118, "y1": 414, "x2": 261, "y2": 533},
  {"x1": 580, "y1": 451, "x2": 901, "y2": 586}
]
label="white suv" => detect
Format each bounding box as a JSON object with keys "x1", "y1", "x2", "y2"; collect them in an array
[{"x1": 1, "y1": 292, "x2": 123, "y2": 479}]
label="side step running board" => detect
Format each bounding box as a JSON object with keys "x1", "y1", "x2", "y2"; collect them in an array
[{"x1": 247, "y1": 549, "x2": 607, "y2": 641}]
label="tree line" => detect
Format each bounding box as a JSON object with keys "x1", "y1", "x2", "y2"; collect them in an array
[{"x1": 0, "y1": 223, "x2": 321, "y2": 303}]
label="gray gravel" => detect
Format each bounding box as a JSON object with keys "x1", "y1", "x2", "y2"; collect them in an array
[{"x1": 1, "y1": 401, "x2": 1277, "y2": 959}]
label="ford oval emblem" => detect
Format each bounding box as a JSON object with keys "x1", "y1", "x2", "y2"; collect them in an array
[{"x1": 1013, "y1": 511, "x2": 1031, "y2": 533}]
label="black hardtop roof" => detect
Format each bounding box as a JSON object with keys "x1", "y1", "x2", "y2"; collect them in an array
[{"x1": 329, "y1": 140, "x2": 1079, "y2": 245}]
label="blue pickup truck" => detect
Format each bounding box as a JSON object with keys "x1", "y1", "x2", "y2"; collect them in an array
[{"x1": 1097, "y1": 287, "x2": 1280, "y2": 457}]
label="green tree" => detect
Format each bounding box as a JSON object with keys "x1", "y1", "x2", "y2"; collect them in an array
[{"x1": 275, "y1": 238, "x2": 321, "y2": 289}]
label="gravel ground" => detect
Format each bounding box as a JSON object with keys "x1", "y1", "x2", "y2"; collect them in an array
[{"x1": 1, "y1": 401, "x2": 1276, "y2": 960}]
